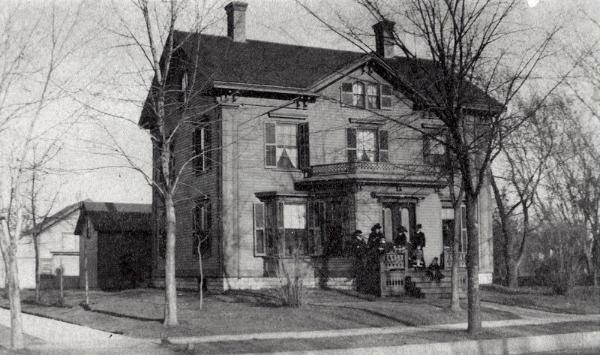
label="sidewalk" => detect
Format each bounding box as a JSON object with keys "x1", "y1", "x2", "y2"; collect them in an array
[
  {"x1": 1, "y1": 302, "x2": 599, "y2": 354},
  {"x1": 0, "y1": 308, "x2": 167, "y2": 354},
  {"x1": 165, "y1": 303, "x2": 600, "y2": 354}
]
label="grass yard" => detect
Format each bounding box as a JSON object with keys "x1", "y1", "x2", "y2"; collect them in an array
[
  {"x1": 481, "y1": 285, "x2": 600, "y2": 315},
  {"x1": 0, "y1": 287, "x2": 517, "y2": 339}
]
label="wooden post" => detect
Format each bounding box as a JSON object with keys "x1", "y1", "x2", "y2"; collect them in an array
[{"x1": 57, "y1": 266, "x2": 64, "y2": 306}]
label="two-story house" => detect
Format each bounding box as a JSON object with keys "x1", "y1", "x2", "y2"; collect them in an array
[{"x1": 140, "y1": 1, "x2": 496, "y2": 292}]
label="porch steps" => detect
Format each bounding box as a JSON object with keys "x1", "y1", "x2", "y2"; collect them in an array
[{"x1": 405, "y1": 270, "x2": 467, "y2": 299}]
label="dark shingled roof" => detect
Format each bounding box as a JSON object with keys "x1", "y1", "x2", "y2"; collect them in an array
[
  {"x1": 140, "y1": 32, "x2": 502, "y2": 126},
  {"x1": 174, "y1": 31, "x2": 365, "y2": 89},
  {"x1": 74, "y1": 201, "x2": 152, "y2": 235}
]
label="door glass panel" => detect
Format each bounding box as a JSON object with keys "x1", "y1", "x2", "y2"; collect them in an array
[
  {"x1": 383, "y1": 207, "x2": 392, "y2": 242},
  {"x1": 401, "y1": 208, "x2": 410, "y2": 242}
]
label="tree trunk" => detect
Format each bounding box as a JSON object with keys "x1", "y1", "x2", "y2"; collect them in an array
[
  {"x1": 451, "y1": 193, "x2": 463, "y2": 312},
  {"x1": 163, "y1": 193, "x2": 178, "y2": 326},
  {"x1": 7, "y1": 248, "x2": 24, "y2": 350},
  {"x1": 506, "y1": 259, "x2": 519, "y2": 289},
  {"x1": 466, "y1": 192, "x2": 481, "y2": 334},
  {"x1": 198, "y1": 243, "x2": 204, "y2": 310},
  {"x1": 34, "y1": 233, "x2": 40, "y2": 303}
]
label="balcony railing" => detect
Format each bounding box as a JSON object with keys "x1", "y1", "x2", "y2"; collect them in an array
[{"x1": 303, "y1": 161, "x2": 441, "y2": 179}]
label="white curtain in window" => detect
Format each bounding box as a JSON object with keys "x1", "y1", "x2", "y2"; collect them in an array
[
  {"x1": 284, "y1": 204, "x2": 306, "y2": 229},
  {"x1": 276, "y1": 124, "x2": 298, "y2": 168},
  {"x1": 356, "y1": 130, "x2": 376, "y2": 162}
]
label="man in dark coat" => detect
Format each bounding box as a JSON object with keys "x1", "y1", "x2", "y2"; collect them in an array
[
  {"x1": 393, "y1": 225, "x2": 408, "y2": 248},
  {"x1": 414, "y1": 224, "x2": 426, "y2": 249},
  {"x1": 413, "y1": 224, "x2": 426, "y2": 267}
]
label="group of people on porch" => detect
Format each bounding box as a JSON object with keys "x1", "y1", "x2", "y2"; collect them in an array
[{"x1": 351, "y1": 222, "x2": 444, "y2": 295}]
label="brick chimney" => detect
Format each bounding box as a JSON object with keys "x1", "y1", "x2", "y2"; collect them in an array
[
  {"x1": 225, "y1": 1, "x2": 248, "y2": 42},
  {"x1": 372, "y1": 20, "x2": 396, "y2": 58}
]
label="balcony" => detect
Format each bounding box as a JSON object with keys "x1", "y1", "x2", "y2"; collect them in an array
[{"x1": 299, "y1": 162, "x2": 444, "y2": 188}]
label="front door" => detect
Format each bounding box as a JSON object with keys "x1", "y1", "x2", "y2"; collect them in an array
[{"x1": 382, "y1": 202, "x2": 416, "y2": 245}]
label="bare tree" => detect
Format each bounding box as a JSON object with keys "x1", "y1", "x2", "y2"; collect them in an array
[
  {"x1": 0, "y1": 2, "x2": 86, "y2": 348},
  {"x1": 490, "y1": 96, "x2": 556, "y2": 288},
  {"x1": 301, "y1": 0, "x2": 561, "y2": 333},
  {"x1": 87, "y1": 0, "x2": 224, "y2": 326}
]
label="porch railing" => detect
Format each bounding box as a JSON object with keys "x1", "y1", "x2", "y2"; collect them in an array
[
  {"x1": 380, "y1": 249, "x2": 407, "y2": 297},
  {"x1": 443, "y1": 247, "x2": 467, "y2": 269},
  {"x1": 303, "y1": 162, "x2": 439, "y2": 178}
]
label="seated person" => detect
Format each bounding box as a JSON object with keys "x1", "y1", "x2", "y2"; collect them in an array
[{"x1": 426, "y1": 257, "x2": 445, "y2": 283}]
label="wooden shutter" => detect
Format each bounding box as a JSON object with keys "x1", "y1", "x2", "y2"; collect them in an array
[
  {"x1": 204, "y1": 122, "x2": 212, "y2": 170},
  {"x1": 253, "y1": 203, "x2": 266, "y2": 256},
  {"x1": 346, "y1": 128, "x2": 357, "y2": 162},
  {"x1": 192, "y1": 204, "x2": 201, "y2": 255},
  {"x1": 381, "y1": 84, "x2": 393, "y2": 109},
  {"x1": 378, "y1": 130, "x2": 389, "y2": 162},
  {"x1": 308, "y1": 201, "x2": 325, "y2": 256},
  {"x1": 265, "y1": 123, "x2": 276, "y2": 167},
  {"x1": 297, "y1": 122, "x2": 310, "y2": 169},
  {"x1": 341, "y1": 83, "x2": 353, "y2": 106},
  {"x1": 203, "y1": 201, "x2": 212, "y2": 256},
  {"x1": 193, "y1": 128, "x2": 202, "y2": 173},
  {"x1": 423, "y1": 134, "x2": 431, "y2": 163},
  {"x1": 277, "y1": 202, "x2": 285, "y2": 257}
]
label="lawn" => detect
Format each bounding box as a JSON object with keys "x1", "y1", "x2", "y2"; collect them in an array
[
  {"x1": 481, "y1": 285, "x2": 600, "y2": 315},
  {"x1": 0, "y1": 287, "x2": 517, "y2": 339}
]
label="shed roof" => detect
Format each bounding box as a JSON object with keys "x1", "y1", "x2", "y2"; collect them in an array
[{"x1": 74, "y1": 201, "x2": 152, "y2": 235}]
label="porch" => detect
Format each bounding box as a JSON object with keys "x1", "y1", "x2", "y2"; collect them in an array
[{"x1": 379, "y1": 248, "x2": 467, "y2": 298}]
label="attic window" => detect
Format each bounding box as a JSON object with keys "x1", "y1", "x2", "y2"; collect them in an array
[{"x1": 341, "y1": 81, "x2": 393, "y2": 110}]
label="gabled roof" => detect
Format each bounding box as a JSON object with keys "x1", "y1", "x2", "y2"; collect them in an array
[
  {"x1": 74, "y1": 201, "x2": 152, "y2": 235},
  {"x1": 22, "y1": 201, "x2": 84, "y2": 237},
  {"x1": 139, "y1": 32, "x2": 503, "y2": 126}
]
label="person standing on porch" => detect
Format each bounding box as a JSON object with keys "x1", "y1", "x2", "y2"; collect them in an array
[
  {"x1": 393, "y1": 225, "x2": 408, "y2": 248},
  {"x1": 413, "y1": 224, "x2": 426, "y2": 267}
]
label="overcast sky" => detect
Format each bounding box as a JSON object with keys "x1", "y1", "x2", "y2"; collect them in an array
[{"x1": 5, "y1": 0, "x2": 599, "y2": 212}]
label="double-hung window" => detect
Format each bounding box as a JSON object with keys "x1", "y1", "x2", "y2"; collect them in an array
[
  {"x1": 346, "y1": 128, "x2": 389, "y2": 162},
  {"x1": 423, "y1": 132, "x2": 446, "y2": 165},
  {"x1": 265, "y1": 122, "x2": 309, "y2": 170},
  {"x1": 341, "y1": 81, "x2": 393, "y2": 110}
]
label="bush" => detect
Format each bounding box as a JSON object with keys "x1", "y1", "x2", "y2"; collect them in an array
[{"x1": 275, "y1": 250, "x2": 307, "y2": 307}]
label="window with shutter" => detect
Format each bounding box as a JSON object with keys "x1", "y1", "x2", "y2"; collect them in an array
[
  {"x1": 194, "y1": 116, "x2": 211, "y2": 174},
  {"x1": 265, "y1": 122, "x2": 306, "y2": 170},
  {"x1": 346, "y1": 128, "x2": 357, "y2": 162},
  {"x1": 341, "y1": 81, "x2": 393, "y2": 109},
  {"x1": 423, "y1": 133, "x2": 446, "y2": 165}
]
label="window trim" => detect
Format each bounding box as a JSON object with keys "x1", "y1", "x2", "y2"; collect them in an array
[
  {"x1": 264, "y1": 121, "x2": 308, "y2": 171},
  {"x1": 342, "y1": 80, "x2": 393, "y2": 110},
  {"x1": 347, "y1": 127, "x2": 390, "y2": 163}
]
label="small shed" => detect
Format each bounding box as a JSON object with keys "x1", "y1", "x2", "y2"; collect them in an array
[{"x1": 74, "y1": 201, "x2": 152, "y2": 290}]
